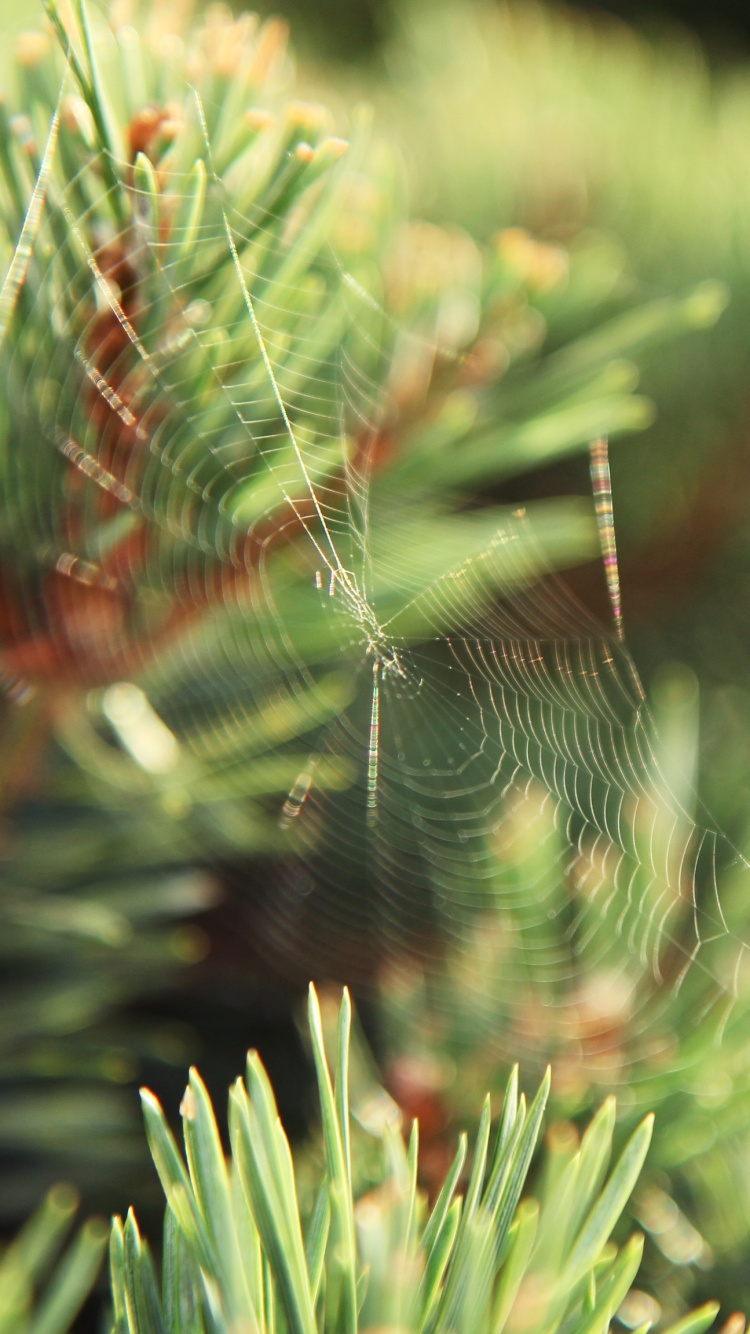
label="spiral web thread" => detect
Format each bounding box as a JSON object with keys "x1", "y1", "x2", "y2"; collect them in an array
[{"x1": 4, "y1": 48, "x2": 750, "y2": 1094}]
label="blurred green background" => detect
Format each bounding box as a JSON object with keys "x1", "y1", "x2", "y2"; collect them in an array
[{"x1": 6, "y1": 0, "x2": 750, "y2": 1328}]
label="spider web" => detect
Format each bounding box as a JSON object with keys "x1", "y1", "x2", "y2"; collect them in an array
[{"x1": 3, "y1": 40, "x2": 750, "y2": 1100}]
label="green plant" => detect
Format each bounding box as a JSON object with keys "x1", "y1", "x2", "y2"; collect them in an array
[
  {"x1": 0, "y1": 1182, "x2": 106, "y2": 1334},
  {"x1": 0, "y1": 791, "x2": 216, "y2": 1219},
  {"x1": 111, "y1": 985, "x2": 721, "y2": 1334}
]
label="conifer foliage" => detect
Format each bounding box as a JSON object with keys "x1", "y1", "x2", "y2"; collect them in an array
[
  {"x1": 0, "y1": 0, "x2": 735, "y2": 1323},
  {"x1": 112, "y1": 986, "x2": 720, "y2": 1334}
]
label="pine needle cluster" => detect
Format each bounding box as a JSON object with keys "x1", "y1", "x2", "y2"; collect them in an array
[{"x1": 110, "y1": 986, "x2": 720, "y2": 1334}]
